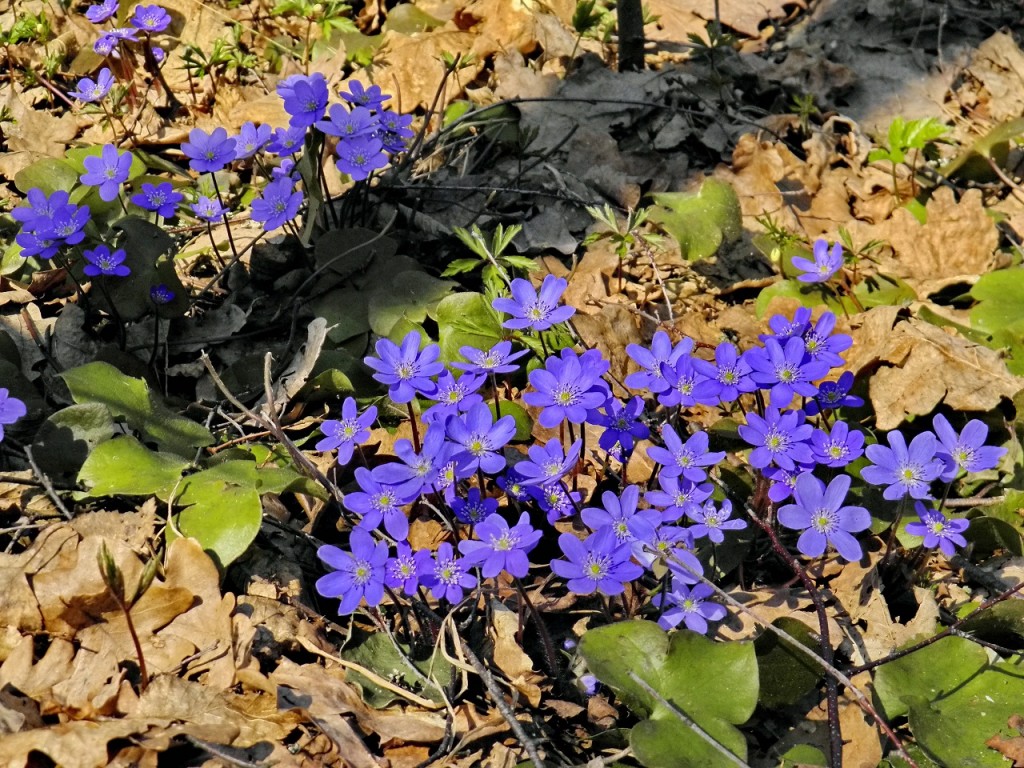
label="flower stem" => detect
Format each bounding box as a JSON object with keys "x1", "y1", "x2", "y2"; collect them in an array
[{"x1": 406, "y1": 401, "x2": 421, "y2": 453}]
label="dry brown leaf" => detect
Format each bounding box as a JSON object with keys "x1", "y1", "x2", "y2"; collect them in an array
[
  {"x1": 0, "y1": 85, "x2": 81, "y2": 178},
  {"x1": 0, "y1": 718, "x2": 148, "y2": 768},
  {"x1": 845, "y1": 307, "x2": 1023, "y2": 430},
  {"x1": 372, "y1": 29, "x2": 482, "y2": 111},
  {"x1": 986, "y1": 715, "x2": 1024, "y2": 767},
  {"x1": 486, "y1": 600, "x2": 542, "y2": 708},
  {"x1": 456, "y1": 0, "x2": 576, "y2": 57}
]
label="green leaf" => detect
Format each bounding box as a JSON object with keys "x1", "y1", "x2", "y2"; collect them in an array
[
  {"x1": 78, "y1": 436, "x2": 190, "y2": 498},
  {"x1": 309, "y1": 288, "x2": 370, "y2": 344},
  {"x1": 61, "y1": 361, "x2": 214, "y2": 456},
  {"x1": 940, "y1": 117, "x2": 1024, "y2": 179},
  {"x1": 30, "y1": 403, "x2": 116, "y2": 478},
  {"x1": 963, "y1": 514, "x2": 1024, "y2": 558},
  {"x1": 959, "y1": 600, "x2": 1024, "y2": 646},
  {"x1": 367, "y1": 270, "x2": 455, "y2": 337},
  {"x1": 13, "y1": 157, "x2": 79, "y2": 196},
  {"x1": 970, "y1": 268, "x2": 1024, "y2": 344},
  {"x1": 490, "y1": 400, "x2": 532, "y2": 442},
  {"x1": 754, "y1": 617, "x2": 822, "y2": 708},
  {"x1": 649, "y1": 179, "x2": 742, "y2": 262},
  {"x1": 342, "y1": 632, "x2": 453, "y2": 708},
  {"x1": 873, "y1": 635, "x2": 988, "y2": 720},
  {"x1": 440, "y1": 258, "x2": 481, "y2": 277},
  {"x1": 579, "y1": 620, "x2": 669, "y2": 716},
  {"x1": 435, "y1": 291, "x2": 505, "y2": 364}
]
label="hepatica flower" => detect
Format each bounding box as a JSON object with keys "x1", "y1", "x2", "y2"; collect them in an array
[
  {"x1": 806, "y1": 371, "x2": 863, "y2": 416},
  {"x1": 130, "y1": 4, "x2": 171, "y2": 32},
  {"x1": 421, "y1": 542, "x2": 477, "y2": 603},
  {"x1": 905, "y1": 502, "x2": 969, "y2": 557},
  {"x1": 452, "y1": 341, "x2": 528, "y2": 375},
  {"x1": 345, "y1": 466, "x2": 416, "y2": 541},
  {"x1": 150, "y1": 284, "x2": 175, "y2": 304},
  {"x1": 191, "y1": 195, "x2": 227, "y2": 222},
  {"x1": 861, "y1": 430, "x2": 944, "y2": 500},
  {"x1": 267, "y1": 125, "x2": 305, "y2": 155},
  {"x1": 515, "y1": 438, "x2": 580, "y2": 486},
  {"x1": 581, "y1": 485, "x2": 660, "y2": 545},
  {"x1": 0, "y1": 389, "x2": 27, "y2": 441},
  {"x1": 86, "y1": 0, "x2": 119, "y2": 23},
  {"x1": 278, "y1": 72, "x2": 328, "y2": 128},
  {"x1": 691, "y1": 341, "x2": 756, "y2": 403},
  {"x1": 315, "y1": 527, "x2": 388, "y2": 614},
  {"x1": 445, "y1": 402, "x2": 516, "y2": 475},
  {"x1": 364, "y1": 331, "x2": 443, "y2": 403},
  {"x1": 551, "y1": 528, "x2": 643, "y2": 596},
  {"x1": 316, "y1": 397, "x2": 376, "y2": 465},
  {"x1": 745, "y1": 336, "x2": 829, "y2": 408},
  {"x1": 761, "y1": 307, "x2": 812, "y2": 343},
  {"x1": 493, "y1": 274, "x2": 575, "y2": 331},
  {"x1": 336, "y1": 136, "x2": 388, "y2": 180},
  {"x1": 70, "y1": 67, "x2": 114, "y2": 102},
  {"x1": 778, "y1": 473, "x2": 870, "y2": 561},
  {"x1": 373, "y1": 428, "x2": 452, "y2": 498},
  {"x1": 83, "y1": 244, "x2": 130, "y2": 277},
  {"x1": 234, "y1": 121, "x2": 272, "y2": 160},
  {"x1": 341, "y1": 80, "x2": 389, "y2": 110},
  {"x1": 738, "y1": 406, "x2": 814, "y2": 470},
  {"x1": 385, "y1": 543, "x2": 432, "y2": 595},
  {"x1": 801, "y1": 312, "x2": 852, "y2": 369},
  {"x1": 810, "y1": 420, "x2": 864, "y2": 468},
  {"x1": 687, "y1": 499, "x2": 747, "y2": 544},
  {"x1": 251, "y1": 178, "x2": 303, "y2": 231},
  {"x1": 316, "y1": 104, "x2": 377, "y2": 140},
  {"x1": 131, "y1": 181, "x2": 182, "y2": 218},
  {"x1": 181, "y1": 127, "x2": 237, "y2": 173},
  {"x1": 421, "y1": 370, "x2": 484, "y2": 425},
  {"x1": 657, "y1": 582, "x2": 726, "y2": 634},
  {"x1": 94, "y1": 28, "x2": 138, "y2": 56},
  {"x1": 792, "y1": 239, "x2": 844, "y2": 283},
  {"x1": 377, "y1": 110, "x2": 414, "y2": 152},
  {"x1": 625, "y1": 331, "x2": 693, "y2": 394},
  {"x1": 647, "y1": 424, "x2": 725, "y2": 482},
  {"x1": 524, "y1": 348, "x2": 609, "y2": 428},
  {"x1": 931, "y1": 413, "x2": 1006, "y2": 482},
  {"x1": 589, "y1": 396, "x2": 649, "y2": 456},
  {"x1": 459, "y1": 512, "x2": 542, "y2": 578},
  {"x1": 645, "y1": 473, "x2": 713, "y2": 523},
  {"x1": 80, "y1": 144, "x2": 133, "y2": 202},
  {"x1": 451, "y1": 487, "x2": 497, "y2": 524}
]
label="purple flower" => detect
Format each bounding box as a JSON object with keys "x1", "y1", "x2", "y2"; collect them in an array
[
  {"x1": 346, "y1": 466, "x2": 417, "y2": 541},
  {"x1": 801, "y1": 312, "x2": 852, "y2": 369},
  {"x1": 267, "y1": 125, "x2": 305, "y2": 155},
  {"x1": 579, "y1": 674, "x2": 599, "y2": 696},
  {"x1": 335, "y1": 136, "x2": 388, "y2": 180},
  {"x1": 497, "y1": 468, "x2": 530, "y2": 503},
  {"x1": 131, "y1": 181, "x2": 182, "y2": 217},
  {"x1": 645, "y1": 474, "x2": 713, "y2": 523},
  {"x1": 149, "y1": 284, "x2": 175, "y2": 304},
  {"x1": 191, "y1": 195, "x2": 227, "y2": 222},
  {"x1": 70, "y1": 67, "x2": 115, "y2": 102},
  {"x1": 691, "y1": 341, "x2": 757, "y2": 404},
  {"x1": 82, "y1": 244, "x2": 130, "y2": 277},
  {"x1": 341, "y1": 80, "x2": 389, "y2": 110},
  {"x1": 656, "y1": 356, "x2": 718, "y2": 408},
  {"x1": 778, "y1": 473, "x2": 870, "y2": 561},
  {"x1": 315, "y1": 527, "x2": 388, "y2": 614},
  {"x1": 278, "y1": 73, "x2": 329, "y2": 129},
  {"x1": 737, "y1": 406, "x2": 814, "y2": 470},
  {"x1": 452, "y1": 341, "x2": 528, "y2": 375},
  {"x1": 316, "y1": 104, "x2": 377, "y2": 140},
  {"x1": 905, "y1": 502, "x2": 969, "y2": 557},
  {"x1": 181, "y1": 127, "x2": 237, "y2": 173},
  {"x1": 385, "y1": 542, "x2": 432, "y2": 595},
  {"x1": 764, "y1": 464, "x2": 813, "y2": 503},
  {"x1": 151, "y1": 45, "x2": 165, "y2": 62},
  {"x1": 657, "y1": 582, "x2": 726, "y2": 633},
  {"x1": 130, "y1": 4, "x2": 171, "y2": 32},
  {"x1": 792, "y1": 239, "x2": 843, "y2": 283},
  {"x1": 273, "y1": 158, "x2": 297, "y2": 180},
  {"x1": 0, "y1": 389, "x2": 27, "y2": 441},
  {"x1": 234, "y1": 121, "x2": 273, "y2": 159},
  {"x1": 625, "y1": 331, "x2": 693, "y2": 394},
  {"x1": 550, "y1": 528, "x2": 644, "y2": 596},
  {"x1": 421, "y1": 370, "x2": 484, "y2": 425},
  {"x1": 687, "y1": 499, "x2": 747, "y2": 543},
  {"x1": 647, "y1": 425, "x2": 725, "y2": 482},
  {"x1": 11, "y1": 189, "x2": 69, "y2": 231},
  {"x1": 762, "y1": 308, "x2": 813, "y2": 342},
  {"x1": 316, "y1": 397, "x2": 376, "y2": 465},
  {"x1": 459, "y1": 512, "x2": 542, "y2": 578},
  {"x1": 13, "y1": 190, "x2": 89, "y2": 260},
  {"x1": 528, "y1": 482, "x2": 581, "y2": 524},
  {"x1": 445, "y1": 402, "x2": 516, "y2": 475},
  {"x1": 589, "y1": 396, "x2": 650, "y2": 456},
  {"x1": 632, "y1": 525, "x2": 698, "y2": 571},
  {"x1": 373, "y1": 427, "x2": 453, "y2": 498},
  {"x1": 861, "y1": 431, "x2": 944, "y2": 500},
  {"x1": 94, "y1": 28, "x2": 138, "y2": 56},
  {"x1": 515, "y1": 438, "x2": 580, "y2": 486},
  {"x1": 377, "y1": 110, "x2": 414, "y2": 152},
  {"x1": 932, "y1": 413, "x2": 1006, "y2": 482},
  {"x1": 80, "y1": 144, "x2": 133, "y2": 202},
  {"x1": 493, "y1": 274, "x2": 575, "y2": 331},
  {"x1": 451, "y1": 487, "x2": 498, "y2": 524},
  {"x1": 581, "y1": 485, "x2": 660, "y2": 544},
  {"x1": 363, "y1": 331, "x2": 444, "y2": 403},
  {"x1": 745, "y1": 336, "x2": 829, "y2": 408},
  {"x1": 524, "y1": 347, "x2": 609, "y2": 428},
  {"x1": 806, "y1": 371, "x2": 863, "y2": 416},
  {"x1": 251, "y1": 177, "x2": 303, "y2": 231},
  {"x1": 85, "y1": 0, "x2": 119, "y2": 23},
  {"x1": 810, "y1": 420, "x2": 864, "y2": 468},
  {"x1": 421, "y1": 542, "x2": 477, "y2": 603}
]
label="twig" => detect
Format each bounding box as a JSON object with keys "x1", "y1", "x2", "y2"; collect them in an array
[{"x1": 24, "y1": 446, "x2": 72, "y2": 520}]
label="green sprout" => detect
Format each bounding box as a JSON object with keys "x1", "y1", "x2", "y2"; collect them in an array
[
  {"x1": 867, "y1": 116, "x2": 950, "y2": 202},
  {"x1": 584, "y1": 203, "x2": 664, "y2": 292},
  {"x1": 444, "y1": 224, "x2": 534, "y2": 286}
]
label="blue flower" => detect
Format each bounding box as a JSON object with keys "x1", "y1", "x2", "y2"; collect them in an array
[
  {"x1": 234, "y1": 121, "x2": 273, "y2": 160},
  {"x1": 931, "y1": 413, "x2": 1006, "y2": 482},
  {"x1": 85, "y1": 0, "x2": 119, "y2": 23},
  {"x1": 345, "y1": 466, "x2": 417, "y2": 541},
  {"x1": 316, "y1": 527, "x2": 388, "y2": 614},
  {"x1": 778, "y1": 473, "x2": 870, "y2": 561},
  {"x1": 372, "y1": 427, "x2": 453, "y2": 498},
  {"x1": 656, "y1": 582, "x2": 726, "y2": 634},
  {"x1": 335, "y1": 136, "x2": 388, "y2": 180},
  {"x1": 0, "y1": 389, "x2": 27, "y2": 442},
  {"x1": 316, "y1": 104, "x2": 377, "y2": 140},
  {"x1": 514, "y1": 438, "x2": 580, "y2": 486},
  {"x1": 687, "y1": 499, "x2": 747, "y2": 544},
  {"x1": 806, "y1": 371, "x2": 863, "y2": 415},
  {"x1": 581, "y1": 485, "x2": 660, "y2": 545},
  {"x1": 377, "y1": 110, "x2": 414, "y2": 152},
  {"x1": 83, "y1": 244, "x2": 130, "y2": 277},
  {"x1": 131, "y1": 181, "x2": 182, "y2": 218},
  {"x1": 340, "y1": 80, "x2": 389, "y2": 111},
  {"x1": 363, "y1": 331, "x2": 444, "y2": 403},
  {"x1": 80, "y1": 144, "x2": 133, "y2": 202},
  {"x1": 861, "y1": 430, "x2": 944, "y2": 500},
  {"x1": 250, "y1": 177, "x2": 303, "y2": 231},
  {"x1": 810, "y1": 420, "x2": 864, "y2": 468},
  {"x1": 267, "y1": 125, "x2": 306, "y2": 155},
  {"x1": 801, "y1": 312, "x2": 852, "y2": 369},
  {"x1": 181, "y1": 127, "x2": 237, "y2": 174},
  {"x1": 745, "y1": 336, "x2": 830, "y2": 408},
  {"x1": 420, "y1": 542, "x2": 477, "y2": 603},
  {"x1": 451, "y1": 341, "x2": 528, "y2": 375},
  {"x1": 737, "y1": 406, "x2": 814, "y2": 471},
  {"x1": 70, "y1": 67, "x2": 115, "y2": 102},
  {"x1": 316, "y1": 397, "x2": 376, "y2": 465},
  {"x1": 645, "y1": 474, "x2": 713, "y2": 523},
  {"x1": 524, "y1": 347, "x2": 609, "y2": 428},
  {"x1": 451, "y1": 487, "x2": 498, "y2": 524},
  {"x1": 129, "y1": 4, "x2": 171, "y2": 32},
  {"x1": 905, "y1": 502, "x2": 969, "y2": 557},
  {"x1": 384, "y1": 542, "x2": 433, "y2": 595},
  {"x1": 278, "y1": 73, "x2": 328, "y2": 128},
  {"x1": 791, "y1": 239, "x2": 843, "y2": 283},
  {"x1": 493, "y1": 274, "x2": 575, "y2": 331},
  {"x1": 550, "y1": 527, "x2": 643, "y2": 596},
  {"x1": 691, "y1": 341, "x2": 756, "y2": 403},
  {"x1": 421, "y1": 370, "x2": 485, "y2": 425},
  {"x1": 588, "y1": 396, "x2": 649, "y2": 456},
  {"x1": 191, "y1": 195, "x2": 227, "y2": 222},
  {"x1": 647, "y1": 425, "x2": 724, "y2": 482},
  {"x1": 445, "y1": 402, "x2": 516, "y2": 475},
  {"x1": 459, "y1": 512, "x2": 542, "y2": 578},
  {"x1": 625, "y1": 331, "x2": 693, "y2": 394}
]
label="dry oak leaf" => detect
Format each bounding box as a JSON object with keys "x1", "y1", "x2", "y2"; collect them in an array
[
  {"x1": 986, "y1": 714, "x2": 1024, "y2": 767},
  {"x1": 372, "y1": 29, "x2": 482, "y2": 111},
  {"x1": 0, "y1": 718, "x2": 148, "y2": 768},
  {"x1": 486, "y1": 600, "x2": 543, "y2": 708},
  {"x1": 845, "y1": 306, "x2": 1023, "y2": 430},
  {"x1": 849, "y1": 187, "x2": 998, "y2": 295}
]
